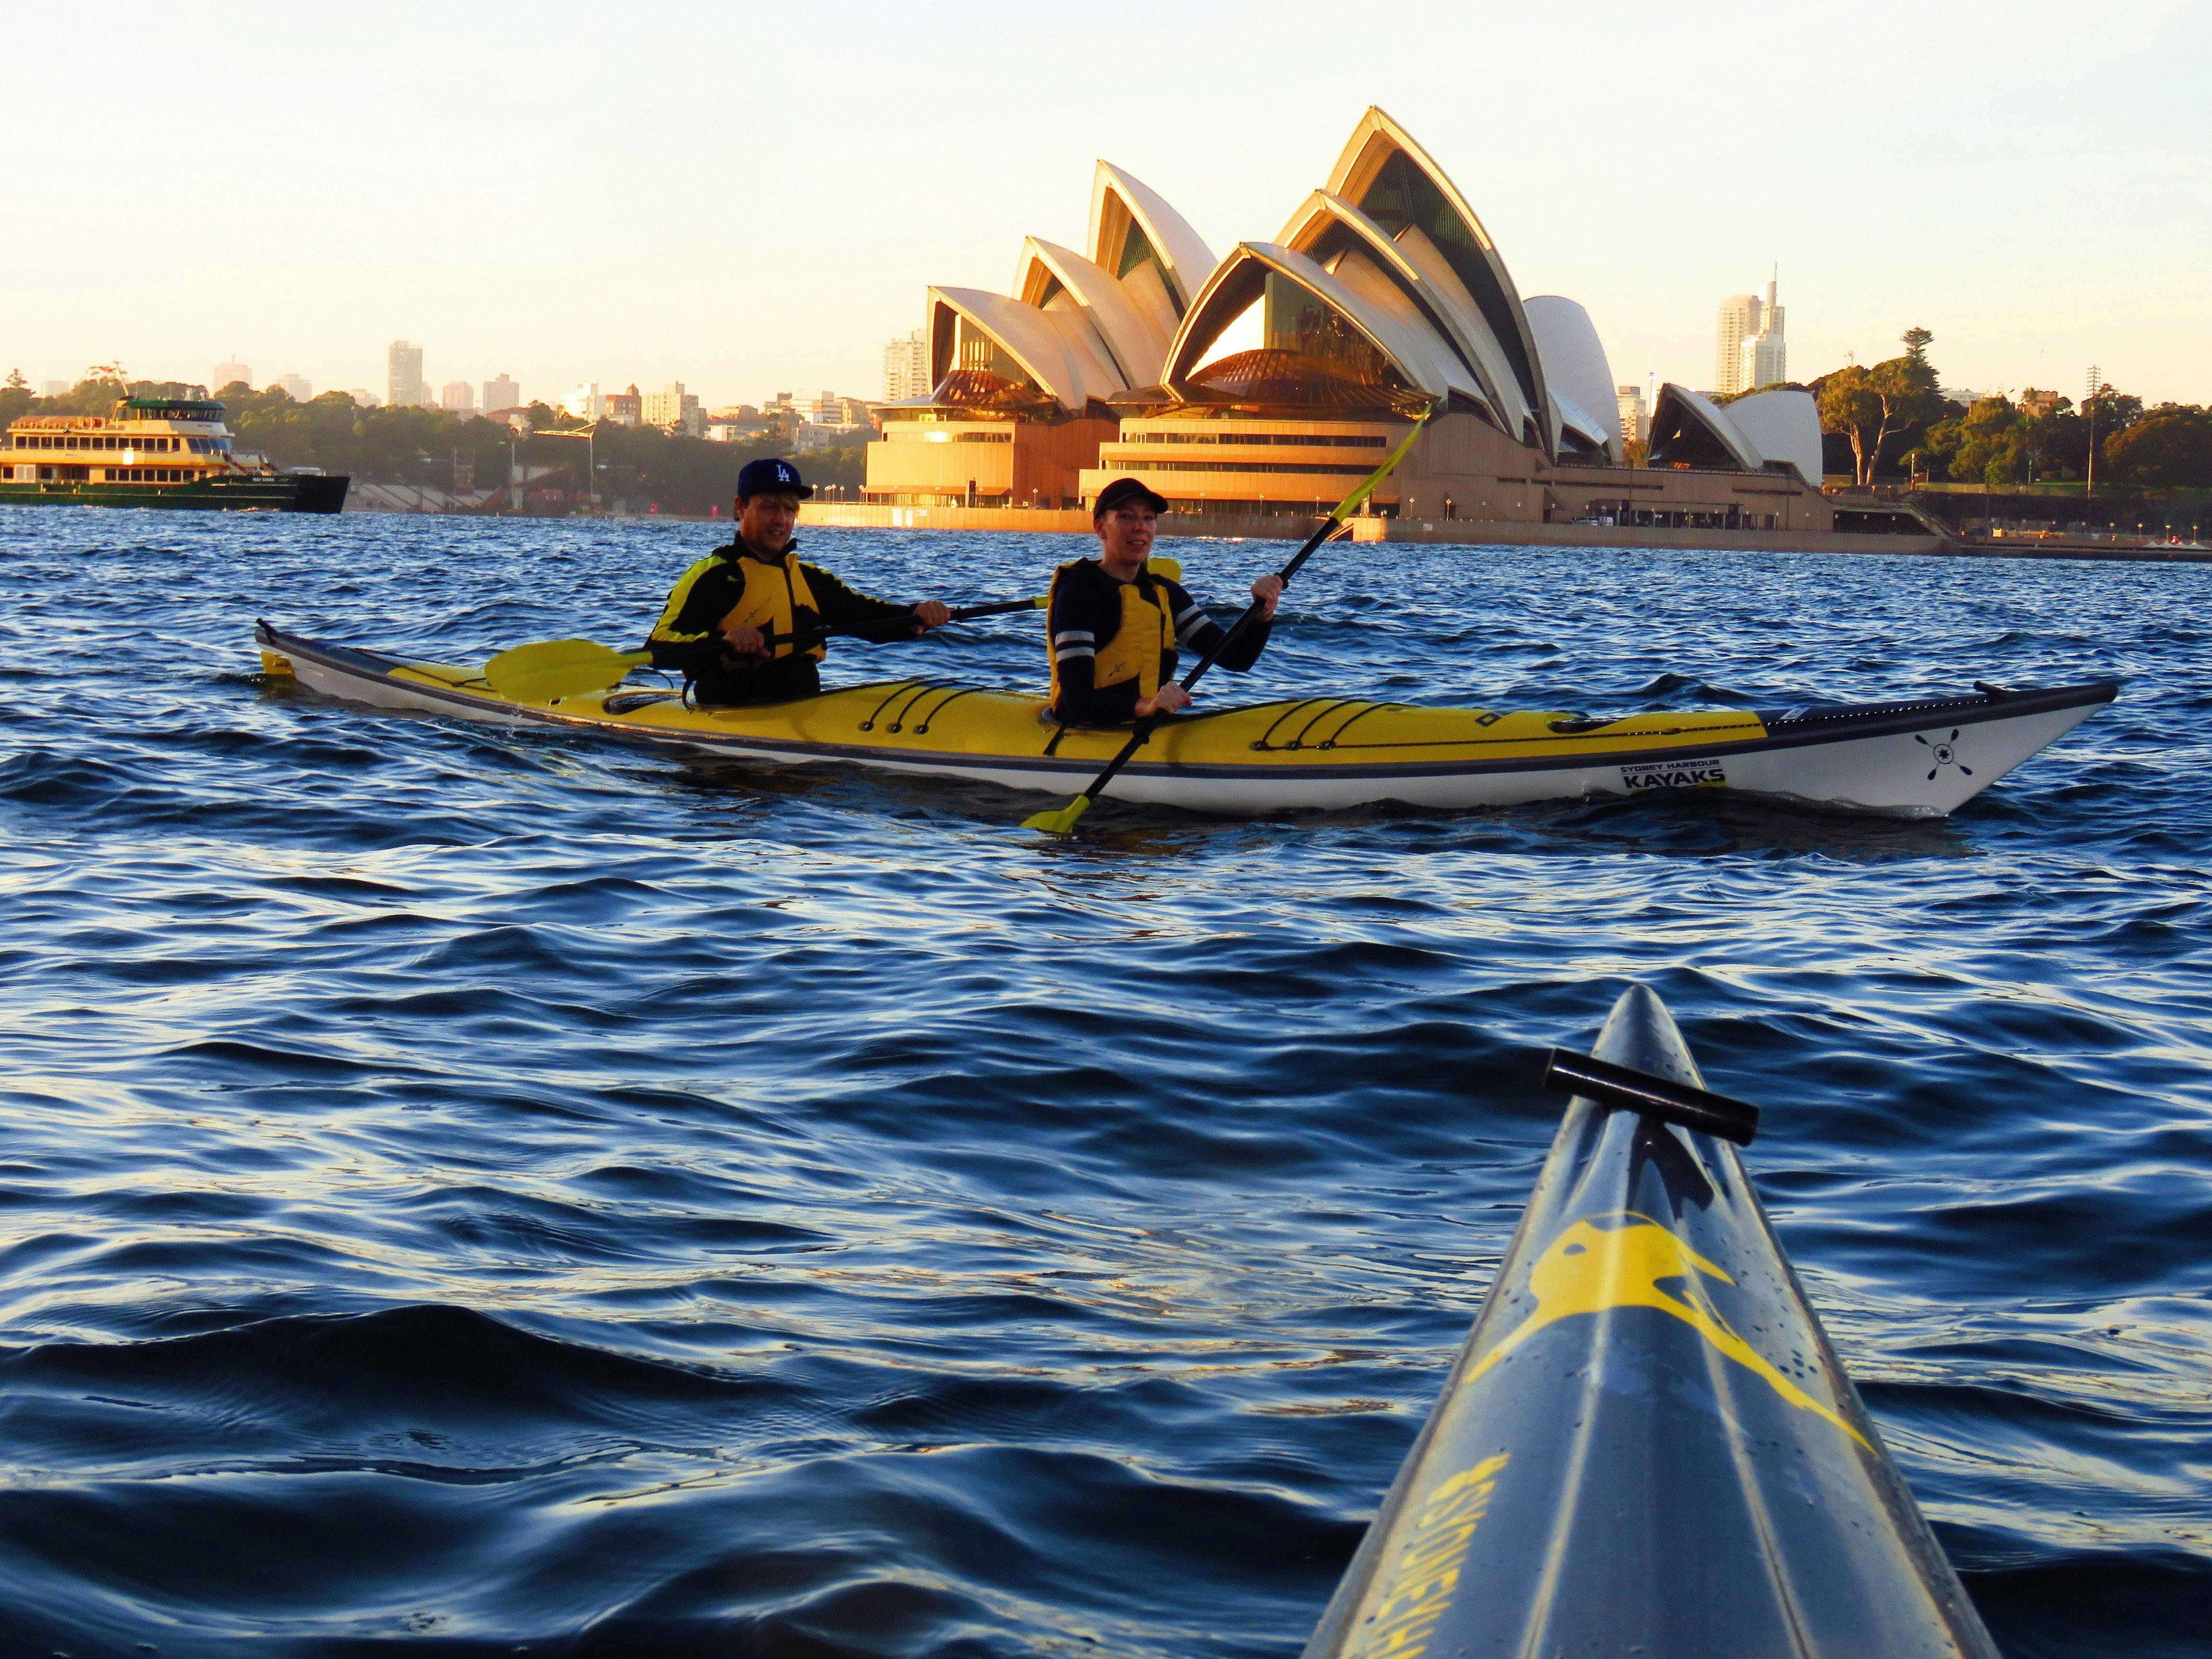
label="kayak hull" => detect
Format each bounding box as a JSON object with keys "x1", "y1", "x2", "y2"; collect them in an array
[
  {"x1": 256, "y1": 624, "x2": 2113, "y2": 818},
  {"x1": 1301, "y1": 986, "x2": 1999, "y2": 1659}
]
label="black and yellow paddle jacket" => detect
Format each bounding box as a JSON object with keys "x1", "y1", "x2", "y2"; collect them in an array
[
  {"x1": 1046, "y1": 557, "x2": 1271, "y2": 726},
  {"x1": 648, "y1": 540, "x2": 918, "y2": 701}
]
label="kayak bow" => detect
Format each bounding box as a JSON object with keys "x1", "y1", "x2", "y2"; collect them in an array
[
  {"x1": 1302, "y1": 985, "x2": 1997, "y2": 1659},
  {"x1": 253, "y1": 622, "x2": 2113, "y2": 819}
]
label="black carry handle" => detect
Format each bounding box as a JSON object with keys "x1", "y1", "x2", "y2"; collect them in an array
[{"x1": 1542, "y1": 1048, "x2": 1761, "y2": 1146}]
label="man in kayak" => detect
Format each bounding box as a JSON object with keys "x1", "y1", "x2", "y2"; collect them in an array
[
  {"x1": 1046, "y1": 478, "x2": 1282, "y2": 726},
  {"x1": 648, "y1": 457, "x2": 952, "y2": 704}
]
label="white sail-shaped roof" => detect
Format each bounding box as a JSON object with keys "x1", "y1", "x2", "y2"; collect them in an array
[
  {"x1": 1648, "y1": 385, "x2": 1767, "y2": 474},
  {"x1": 1278, "y1": 190, "x2": 1509, "y2": 428},
  {"x1": 1308, "y1": 248, "x2": 1488, "y2": 409},
  {"x1": 1088, "y1": 162, "x2": 1217, "y2": 336},
  {"x1": 925, "y1": 286, "x2": 1120, "y2": 412},
  {"x1": 1164, "y1": 242, "x2": 1459, "y2": 406},
  {"x1": 1324, "y1": 107, "x2": 1553, "y2": 453},
  {"x1": 1524, "y1": 296, "x2": 1623, "y2": 462},
  {"x1": 1013, "y1": 237, "x2": 1162, "y2": 389},
  {"x1": 1720, "y1": 388, "x2": 1825, "y2": 485},
  {"x1": 1647, "y1": 384, "x2": 1823, "y2": 483}
]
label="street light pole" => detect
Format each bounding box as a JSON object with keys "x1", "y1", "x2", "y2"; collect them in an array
[
  {"x1": 2084, "y1": 389, "x2": 2096, "y2": 503},
  {"x1": 529, "y1": 423, "x2": 601, "y2": 515}
]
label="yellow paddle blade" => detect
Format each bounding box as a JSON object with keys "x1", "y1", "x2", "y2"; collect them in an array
[
  {"x1": 484, "y1": 638, "x2": 651, "y2": 704},
  {"x1": 1021, "y1": 794, "x2": 1094, "y2": 835},
  {"x1": 1331, "y1": 414, "x2": 1430, "y2": 522},
  {"x1": 1146, "y1": 556, "x2": 1183, "y2": 583}
]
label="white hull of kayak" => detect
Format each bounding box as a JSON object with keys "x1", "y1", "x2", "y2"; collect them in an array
[{"x1": 280, "y1": 643, "x2": 2111, "y2": 818}]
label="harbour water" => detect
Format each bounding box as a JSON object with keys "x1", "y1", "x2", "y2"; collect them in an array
[{"x1": 1, "y1": 507, "x2": 2207, "y2": 1657}]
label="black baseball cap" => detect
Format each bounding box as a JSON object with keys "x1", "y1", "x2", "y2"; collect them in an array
[
  {"x1": 1092, "y1": 477, "x2": 1168, "y2": 520},
  {"x1": 737, "y1": 457, "x2": 813, "y2": 500}
]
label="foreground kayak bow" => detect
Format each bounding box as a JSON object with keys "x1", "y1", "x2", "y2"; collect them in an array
[{"x1": 1303, "y1": 985, "x2": 1997, "y2": 1659}]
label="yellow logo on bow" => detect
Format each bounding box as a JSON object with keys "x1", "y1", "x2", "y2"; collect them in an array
[{"x1": 1467, "y1": 1212, "x2": 1868, "y2": 1448}]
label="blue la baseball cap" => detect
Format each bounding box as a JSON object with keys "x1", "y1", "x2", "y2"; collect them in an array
[{"x1": 737, "y1": 457, "x2": 813, "y2": 500}]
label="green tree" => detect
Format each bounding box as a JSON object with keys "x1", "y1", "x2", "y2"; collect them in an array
[
  {"x1": 2032, "y1": 385, "x2": 2143, "y2": 481},
  {"x1": 1816, "y1": 365, "x2": 1882, "y2": 485},
  {"x1": 2102, "y1": 405, "x2": 2212, "y2": 489},
  {"x1": 192, "y1": 386, "x2": 872, "y2": 509},
  {"x1": 1815, "y1": 328, "x2": 1947, "y2": 485},
  {"x1": 1943, "y1": 396, "x2": 2030, "y2": 486},
  {"x1": 43, "y1": 369, "x2": 132, "y2": 416}
]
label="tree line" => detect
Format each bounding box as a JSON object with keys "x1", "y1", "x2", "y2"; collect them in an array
[
  {"x1": 0, "y1": 371, "x2": 867, "y2": 513},
  {"x1": 1723, "y1": 335, "x2": 2209, "y2": 491}
]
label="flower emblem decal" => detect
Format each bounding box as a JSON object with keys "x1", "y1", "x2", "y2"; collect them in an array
[{"x1": 1916, "y1": 728, "x2": 1972, "y2": 781}]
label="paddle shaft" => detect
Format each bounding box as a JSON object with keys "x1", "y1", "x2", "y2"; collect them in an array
[
  {"x1": 754, "y1": 595, "x2": 1040, "y2": 653},
  {"x1": 1055, "y1": 522, "x2": 1354, "y2": 809}
]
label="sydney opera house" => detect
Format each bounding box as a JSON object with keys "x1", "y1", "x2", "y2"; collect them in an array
[{"x1": 859, "y1": 109, "x2": 1837, "y2": 538}]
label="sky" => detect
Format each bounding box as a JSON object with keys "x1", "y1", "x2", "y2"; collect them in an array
[{"x1": 6, "y1": 0, "x2": 2207, "y2": 410}]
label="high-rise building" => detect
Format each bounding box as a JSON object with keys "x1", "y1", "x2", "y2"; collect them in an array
[
  {"x1": 41, "y1": 380, "x2": 70, "y2": 398},
  {"x1": 1714, "y1": 274, "x2": 1785, "y2": 397},
  {"x1": 1743, "y1": 273, "x2": 1785, "y2": 392},
  {"x1": 1617, "y1": 384, "x2": 1649, "y2": 445},
  {"x1": 213, "y1": 360, "x2": 252, "y2": 391},
  {"x1": 642, "y1": 381, "x2": 701, "y2": 435},
  {"x1": 482, "y1": 374, "x2": 520, "y2": 413},
  {"x1": 883, "y1": 328, "x2": 930, "y2": 401},
  {"x1": 387, "y1": 341, "x2": 425, "y2": 409},
  {"x1": 602, "y1": 384, "x2": 642, "y2": 426},
  {"x1": 1715, "y1": 296, "x2": 1758, "y2": 397},
  {"x1": 346, "y1": 388, "x2": 379, "y2": 407},
  {"x1": 441, "y1": 380, "x2": 476, "y2": 412},
  {"x1": 274, "y1": 372, "x2": 313, "y2": 401},
  {"x1": 560, "y1": 383, "x2": 601, "y2": 421}
]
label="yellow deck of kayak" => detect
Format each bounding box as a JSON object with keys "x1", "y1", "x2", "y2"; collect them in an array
[{"x1": 374, "y1": 655, "x2": 1768, "y2": 771}]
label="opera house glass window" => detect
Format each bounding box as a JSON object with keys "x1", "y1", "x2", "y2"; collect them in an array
[
  {"x1": 1358, "y1": 152, "x2": 1482, "y2": 285},
  {"x1": 956, "y1": 321, "x2": 1029, "y2": 386},
  {"x1": 1354, "y1": 149, "x2": 1537, "y2": 401},
  {"x1": 1263, "y1": 276, "x2": 1391, "y2": 384}
]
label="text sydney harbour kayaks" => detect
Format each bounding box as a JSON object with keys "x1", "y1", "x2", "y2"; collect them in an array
[
  {"x1": 1303, "y1": 985, "x2": 1998, "y2": 1659},
  {"x1": 253, "y1": 623, "x2": 2112, "y2": 819}
]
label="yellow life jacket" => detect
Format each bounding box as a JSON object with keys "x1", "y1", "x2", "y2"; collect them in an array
[
  {"x1": 652, "y1": 549, "x2": 826, "y2": 662},
  {"x1": 1046, "y1": 560, "x2": 1175, "y2": 709}
]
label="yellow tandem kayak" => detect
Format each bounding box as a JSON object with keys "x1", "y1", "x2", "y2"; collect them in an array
[{"x1": 254, "y1": 623, "x2": 2113, "y2": 818}]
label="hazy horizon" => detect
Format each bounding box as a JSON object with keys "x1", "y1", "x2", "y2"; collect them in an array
[{"x1": 7, "y1": 0, "x2": 2205, "y2": 411}]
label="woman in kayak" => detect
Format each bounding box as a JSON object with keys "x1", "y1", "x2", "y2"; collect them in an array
[
  {"x1": 648, "y1": 457, "x2": 952, "y2": 705},
  {"x1": 1047, "y1": 478, "x2": 1282, "y2": 726}
]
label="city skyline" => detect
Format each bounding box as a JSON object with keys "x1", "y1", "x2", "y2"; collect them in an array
[{"x1": 5, "y1": 1, "x2": 2206, "y2": 408}]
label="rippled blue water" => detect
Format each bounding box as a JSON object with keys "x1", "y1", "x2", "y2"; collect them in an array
[{"x1": 0, "y1": 505, "x2": 2206, "y2": 1658}]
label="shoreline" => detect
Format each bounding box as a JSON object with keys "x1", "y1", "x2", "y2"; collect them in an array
[{"x1": 795, "y1": 502, "x2": 2212, "y2": 563}]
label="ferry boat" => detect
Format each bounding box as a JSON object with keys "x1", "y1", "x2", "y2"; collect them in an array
[{"x1": 0, "y1": 397, "x2": 348, "y2": 512}]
